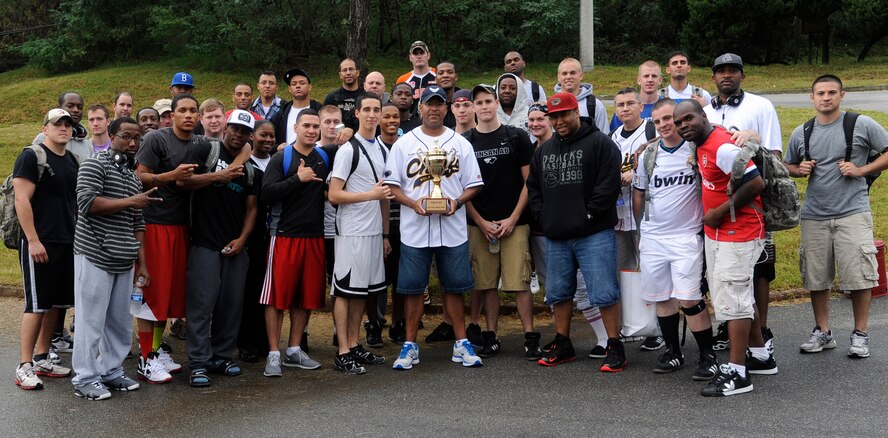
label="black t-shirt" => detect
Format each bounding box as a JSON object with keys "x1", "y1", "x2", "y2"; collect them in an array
[
  {"x1": 400, "y1": 115, "x2": 422, "y2": 134},
  {"x1": 12, "y1": 145, "x2": 79, "y2": 244},
  {"x1": 134, "y1": 127, "x2": 206, "y2": 225},
  {"x1": 262, "y1": 144, "x2": 338, "y2": 238},
  {"x1": 442, "y1": 87, "x2": 461, "y2": 129},
  {"x1": 464, "y1": 126, "x2": 533, "y2": 224},
  {"x1": 323, "y1": 87, "x2": 364, "y2": 131},
  {"x1": 246, "y1": 157, "x2": 269, "y2": 249},
  {"x1": 190, "y1": 145, "x2": 260, "y2": 251}
]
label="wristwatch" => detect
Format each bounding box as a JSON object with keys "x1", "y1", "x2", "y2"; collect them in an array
[{"x1": 455, "y1": 199, "x2": 464, "y2": 210}]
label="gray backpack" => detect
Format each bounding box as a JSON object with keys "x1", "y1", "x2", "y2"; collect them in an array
[{"x1": 727, "y1": 141, "x2": 800, "y2": 232}]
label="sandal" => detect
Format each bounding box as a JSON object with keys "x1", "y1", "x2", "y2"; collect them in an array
[
  {"x1": 209, "y1": 358, "x2": 242, "y2": 376},
  {"x1": 189, "y1": 368, "x2": 211, "y2": 387}
]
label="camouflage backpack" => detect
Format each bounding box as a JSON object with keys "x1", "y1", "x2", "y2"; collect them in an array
[
  {"x1": 1, "y1": 145, "x2": 54, "y2": 249},
  {"x1": 727, "y1": 141, "x2": 800, "y2": 232}
]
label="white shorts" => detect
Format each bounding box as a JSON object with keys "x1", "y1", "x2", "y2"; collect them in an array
[
  {"x1": 640, "y1": 234, "x2": 704, "y2": 302},
  {"x1": 331, "y1": 235, "x2": 386, "y2": 299}
]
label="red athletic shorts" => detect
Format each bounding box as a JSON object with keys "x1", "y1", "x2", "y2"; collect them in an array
[
  {"x1": 135, "y1": 224, "x2": 188, "y2": 321},
  {"x1": 260, "y1": 236, "x2": 326, "y2": 310}
]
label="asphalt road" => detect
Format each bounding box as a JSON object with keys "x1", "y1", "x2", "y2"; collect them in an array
[
  {"x1": 2, "y1": 294, "x2": 887, "y2": 436},
  {"x1": 761, "y1": 90, "x2": 888, "y2": 113}
]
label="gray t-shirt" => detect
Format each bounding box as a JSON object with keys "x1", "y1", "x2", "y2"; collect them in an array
[{"x1": 785, "y1": 112, "x2": 888, "y2": 219}]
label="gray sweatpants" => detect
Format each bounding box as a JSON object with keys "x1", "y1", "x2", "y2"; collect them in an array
[
  {"x1": 186, "y1": 246, "x2": 248, "y2": 369},
  {"x1": 71, "y1": 255, "x2": 133, "y2": 386}
]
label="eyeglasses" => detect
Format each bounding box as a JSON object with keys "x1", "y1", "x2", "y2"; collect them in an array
[{"x1": 114, "y1": 134, "x2": 141, "y2": 143}]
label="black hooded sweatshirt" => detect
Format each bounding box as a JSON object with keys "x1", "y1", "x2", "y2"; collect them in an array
[{"x1": 526, "y1": 120, "x2": 621, "y2": 240}]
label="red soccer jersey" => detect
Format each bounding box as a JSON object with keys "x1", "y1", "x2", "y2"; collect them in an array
[{"x1": 696, "y1": 126, "x2": 764, "y2": 242}]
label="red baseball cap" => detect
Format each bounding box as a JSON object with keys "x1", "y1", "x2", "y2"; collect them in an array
[{"x1": 546, "y1": 92, "x2": 578, "y2": 115}]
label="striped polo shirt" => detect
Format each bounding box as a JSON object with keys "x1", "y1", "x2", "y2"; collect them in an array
[{"x1": 74, "y1": 150, "x2": 145, "y2": 273}]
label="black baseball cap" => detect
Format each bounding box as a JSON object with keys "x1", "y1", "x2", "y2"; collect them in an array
[{"x1": 284, "y1": 68, "x2": 312, "y2": 85}]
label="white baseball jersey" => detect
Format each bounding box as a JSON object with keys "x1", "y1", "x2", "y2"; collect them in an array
[
  {"x1": 633, "y1": 141, "x2": 704, "y2": 238},
  {"x1": 703, "y1": 91, "x2": 782, "y2": 152},
  {"x1": 384, "y1": 127, "x2": 484, "y2": 248},
  {"x1": 610, "y1": 120, "x2": 654, "y2": 232}
]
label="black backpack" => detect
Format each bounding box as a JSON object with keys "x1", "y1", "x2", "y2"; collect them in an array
[{"x1": 803, "y1": 111, "x2": 881, "y2": 190}]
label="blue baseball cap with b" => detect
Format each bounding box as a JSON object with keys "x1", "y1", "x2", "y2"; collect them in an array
[
  {"x1": 420, "y1": 85, "x2": 447, "y2": 103},
  {"x1": 171, "y1": 72, "x2": 194, "y2": 87}
]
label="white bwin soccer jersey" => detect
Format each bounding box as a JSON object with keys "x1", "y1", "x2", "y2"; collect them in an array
[
  {"x1": 384, "y1": 127, "x2": 483, "y2": 248},
  {"x1": 633, "y1": 140, "x2": 704, "y2": 238},
  {"x1": 610, "y1": 119, "x2": 655, "y2": 232}
]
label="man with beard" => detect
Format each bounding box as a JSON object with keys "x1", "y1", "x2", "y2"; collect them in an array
[
  {"x1": 495, "y1": 73, "x2": 528, "y2": 132},
  {"x1": 324, "y1": 58, "x2": 365, "y2": 131},
  {"x1": 504, "y1": 51, "x2": 546, "y2": 106},
  {"x1": 251, "y1": 71, "x2": 283, "y2": 120}
]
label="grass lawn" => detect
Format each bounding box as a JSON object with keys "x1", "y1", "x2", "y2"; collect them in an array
[{"x1": 0, "y1": 59, "x2": 887, "y2": 290}]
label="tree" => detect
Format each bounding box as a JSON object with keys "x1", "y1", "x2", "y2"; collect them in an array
[
  {"x1": 347, "y1": 0, "x2": 370, "y2": 73},
  {"x1": 840, "y1": 0, "x2": 888, "y2": 61}
]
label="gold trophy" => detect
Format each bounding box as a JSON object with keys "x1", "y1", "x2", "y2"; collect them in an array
[{"x1": 420, "y1": 140, "x2": 456, "y2": 214}]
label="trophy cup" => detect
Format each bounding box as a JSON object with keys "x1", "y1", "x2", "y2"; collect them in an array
[{"x1": 420, "y1": 140, "x2": 455, "y2": 214}]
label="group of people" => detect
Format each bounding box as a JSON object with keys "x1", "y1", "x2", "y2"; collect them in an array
[{"x1": 10, "y1": 41, "x2": 888, "y2": 401}]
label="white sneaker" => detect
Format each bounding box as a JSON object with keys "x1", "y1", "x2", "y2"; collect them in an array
[
  {"x1": 393, "y1": 342, "x2": 420, "y2": 370},
  {"x1": 155, "y1": 345, "x2": 183, "y2": 373},
  {"x1": 137, "y1": 353, "x2": 173, "y2": 384},
  {"x1": 15, "y1": 363, "x2": 43, "y2": 390},
  {"x1": 33, "y1": 358, "x2": 71, "y2": 377},
  {"x1": 452, "y1": 340, "x2": 483, "y2": 367},
  {"x1": 49, "y1": 345, "x2": 61, "y2": 365},
  {"x1": 849, "y1": 331, "x2": 870, "y2": 358},
  {"x1": 530, "y1": 272, "x2": 541, "y2": 294}
]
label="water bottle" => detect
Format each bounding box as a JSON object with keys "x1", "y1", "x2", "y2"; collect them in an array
[
  {"x1": 130, "y1": 276, "x2": 145, "y2": 315},
  {"x1": 489, "y1": 238, "x2": 500, "y2": 254}
]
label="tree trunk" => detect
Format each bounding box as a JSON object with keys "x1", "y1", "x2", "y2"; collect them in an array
[
  {"x1": 347, "y1": 0, "x2": 370, "y2": 73},
  {"x1": 858, "y1": 32, "x2": 887, "y2": 62}
]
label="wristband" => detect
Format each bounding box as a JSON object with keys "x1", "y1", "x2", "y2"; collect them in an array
[
  {"x1": 455, "y1": 199, "x2": 464, "y2": 210},
  {"x1": 383, "y1": 234, "x2": 390, "y2": 238}
]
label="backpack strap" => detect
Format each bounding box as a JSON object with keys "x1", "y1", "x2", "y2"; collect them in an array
[
  {"x1": 244, "y1": 162, "x2": 255, "y2": 187},
  {"x1": 530, "y1": 80, "x2": 541, "y2": 103},
  {"x1": 314, "y1": 145, "x2": 331, "y2": 170},
  {"x1": 282, "y1": 143, "x2": 294, "y2": 175},
  {"x1": 206, "y1": 141, "x2": 221, "y2": 172},
  {"x1": 644, "y1": 120, "x2": 657, "y2": 141},
  {"x1": 802, "y1": 117, "x2": 815, "y2": 161},
  {"x1": 843, "y1": 112, "x2": 860, "y2": 162},
  {"x1": 586, "y1": 95, "x2": 597, "y2": 123},
  {"x1": 727, "y1": 142, "x2": 763, "y2": 223},
  {"x1": 641, "y1": 140, "x2": 660, "y2": 222},
  {"x1": 25, "y1": 145, "x2": 52, "y2": 181}
]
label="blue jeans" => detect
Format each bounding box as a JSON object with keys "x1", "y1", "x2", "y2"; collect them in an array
[
  {"x1": 545, "y1": 229, "x2": 620, "y2": 307},
  {"x1": 396, "y1": 242, "x2": 474, "y2": 294}
]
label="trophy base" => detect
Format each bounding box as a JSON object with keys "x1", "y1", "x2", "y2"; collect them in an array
[{"x1": 424, "y1": 198, "x2": 450, "y2": 214}]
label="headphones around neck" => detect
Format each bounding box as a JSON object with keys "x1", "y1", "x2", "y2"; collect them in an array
[
  {"x1": 111, "y1": 150, "x2": 135, "y2": 169},
  {"x1": 710, "y1": 90, "x2": 745, "y2": 110}
]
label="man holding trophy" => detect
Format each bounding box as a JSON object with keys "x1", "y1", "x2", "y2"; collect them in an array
[{"x1": 383, "y1": 86, "x2": 485, "y2": 370}]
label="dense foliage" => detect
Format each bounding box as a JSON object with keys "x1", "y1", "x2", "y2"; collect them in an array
[{"x1": 4, "y1": 0, "x2": 888, "y2": 73}]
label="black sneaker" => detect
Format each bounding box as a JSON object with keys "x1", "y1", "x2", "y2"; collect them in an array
[
  {"x1": 653, "y1": 349, "x2": 684, "y2": 373},
  {"x1": 350, "y1": 344, "x2": 385, "y2": 365},
  {"x1": 538, "y1": 334, "x2": 576, "y2": 366},
  {"x1": 300, "y1": 332, "x2": 310, "y2": 353},
  {"x1": 745, "y1": 350, "x2": 778, "y2": 375},
  {"x1": 640, "y1": 336, "x2": 665, "y2": 351},
  {"x1": 600, "y1": 338, "x2": 627, "y2": 372},
  {"x1": 477, "y1": 331, "x2": 501, "y2": 358},
  {"x1": 588, "y1": 345, "x2": 607, "y2": 359},
  {"x1": 425, "y1": 322, "x2": 456, "y2": 343},
  {"x1": 701, "y1": 364, "x2": 753, "y2": 397},
  {"x1": 333, "y1": 353, "x2": 366, "y2": 375},
  {"x1": 239, "y1": 348, "x2": 260, "y2": 363},
  {"x1": 524, "y1": 332, "x2": 542, "y2": 361},
  {"x1": 364, "y1": 321, "x2": 384, "y2": 348},
  {"x1": 713, "y1": 322, "x2": 730, "y2": 351},
  {"x1": 389, "y1": 319, "x2": 406, "y2": 343},
  {"x1": 692, "y1": 353, "x2": 719, "y2": 381},
  {"x1": 466, "y1": 323, "x2": 483, "y2": 347},
  {"x1": 541, "y1": 339, "x2": 556, "y2": 355}
]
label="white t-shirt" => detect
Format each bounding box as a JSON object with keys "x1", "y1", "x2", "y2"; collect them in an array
[
  {"x1": 666, "y1": 83, "x2": 712, "y2": 104},
  {"x1": 633, "y1": 141, "x2": 704, "y2": 237},
  {"x1": 384, "y1": 127, "x2": 483, "y2": 248},
  {"x1": 285, "y1": 105, "x2": 309, "y2": 145},
  {"x1": 610, "y1": 120, "x2": 654, "y2": 231},
  {"x1": 331, "y1": 134, "x2": 387, "y2": 236},
  {"x1": 703, "y1": 92, "x2": 782, "y2": 152},
  {"x1": 250, "y1": 155, "x2": 270, "y2": 172}
]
